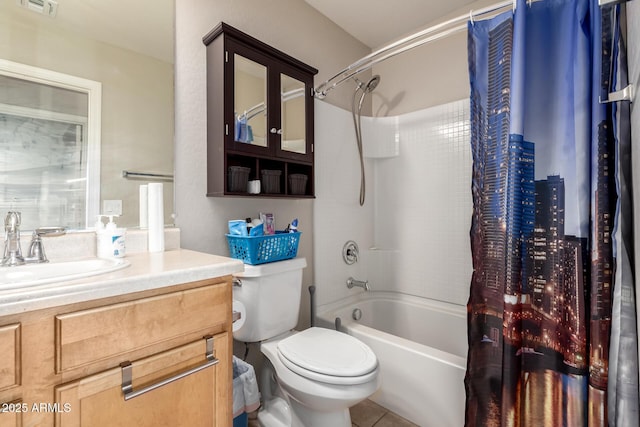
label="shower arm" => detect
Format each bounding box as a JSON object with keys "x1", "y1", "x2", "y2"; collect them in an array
[{"x1": 314, "y1": 0, "x2": 521, "y2": 99}]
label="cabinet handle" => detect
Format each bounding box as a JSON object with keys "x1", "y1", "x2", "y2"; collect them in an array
[{"x1": 120, "y1": 335, "x2": 218, "y2": 401}]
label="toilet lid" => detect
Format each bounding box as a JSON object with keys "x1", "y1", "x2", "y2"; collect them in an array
[{"x1": 277, "y1": 327, "x2": 377, "y2": 384}]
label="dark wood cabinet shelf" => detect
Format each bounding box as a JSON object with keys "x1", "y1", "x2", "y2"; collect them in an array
[{"x1": 203, "y1": 22, "x2": 317, "y2": 198}]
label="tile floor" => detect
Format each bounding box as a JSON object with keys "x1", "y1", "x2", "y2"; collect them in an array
[
  {"x1": 350, "y1": 399, "x2": 418, "y2": 427},
  {"x1": 247, "y1": 399, "x2": 417, "y2": 427}
]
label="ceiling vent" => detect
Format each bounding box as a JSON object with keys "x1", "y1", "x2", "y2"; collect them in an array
[{"x1": 16, "y1": 0, "x2": 58, "y2": 17}]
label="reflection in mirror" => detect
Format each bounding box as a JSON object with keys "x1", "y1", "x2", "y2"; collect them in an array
[
  {"x1": 0, "y1": 61, "x2": 101, "y2": 231},
  {"x1": 280, "y1": 74, "x2": 306, "y2": 154},
  {"x1": 234, "y1": 54, "x2": 267, "y2": 147},
  {"x1": 0, "y1": 0, "x2": 175, "y2": 230}
]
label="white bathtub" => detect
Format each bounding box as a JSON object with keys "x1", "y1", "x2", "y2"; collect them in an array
[{"x1": 316, "y1": 292, "x2": 467, "y2": 427}]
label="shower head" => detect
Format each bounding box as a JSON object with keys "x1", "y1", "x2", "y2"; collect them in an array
[
  {"x1": 354, "y1": 75, "x2": 381, "y2": 93},
  {"x1": 364, "y1": 75, "x2": 380, "y2": 93}
]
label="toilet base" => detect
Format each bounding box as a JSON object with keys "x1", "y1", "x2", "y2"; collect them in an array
[
  {"x1": 257, "y1": 397, "x2": 290, "y2": 427},
  {"x1": 257, "y1": 351, "x2": 356, "y2": 427},
  {"x1": 258, "y1": 396, "x2": 351, "y2": 427}
]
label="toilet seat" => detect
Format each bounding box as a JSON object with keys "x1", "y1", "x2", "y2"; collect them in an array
[{"x1": 276, "y1": 327, "x2": 378, "y2": 385}]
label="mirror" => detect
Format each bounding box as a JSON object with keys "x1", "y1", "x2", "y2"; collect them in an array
[
  {"x1": 0, "y1": 65, "x2": 100, "y2": 231},
  {"x1": 280, "y1": 74, "x2": 306, "y2": 154},
  {"x1": 234, "y1": 54, "x2": 267, "y2": 147},
  {"x1": 0, "y1": 0, "x2": 175, "y2": 230}
]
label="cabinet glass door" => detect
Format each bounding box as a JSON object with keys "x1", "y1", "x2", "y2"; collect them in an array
[
  {"x1": 234, "y1": 54, "x2": 267, "y2": 147},
  {"x1": 280, "y1": 74, "x2": 306, "y2": 154}
]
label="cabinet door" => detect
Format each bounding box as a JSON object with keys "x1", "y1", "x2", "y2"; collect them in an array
[
  {"x1": 0, "y1": 323, "x2": 20, "y2": 391},
  {"x1": 226, "y1": 39, "x2": 274, "y2": 157},
  {"x1": 55, "y1": 332, "x2": 231, "y2": 427},
  {"x1": 275, "y1": 64, "x2": 314, "y2": 164}
]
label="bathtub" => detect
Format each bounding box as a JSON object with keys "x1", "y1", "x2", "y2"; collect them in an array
[{"x1": 316, "y1": 291, "x2": 467, "y2": 427}]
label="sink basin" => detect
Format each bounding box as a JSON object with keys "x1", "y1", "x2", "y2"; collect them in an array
[{"x1": 0, "y1": 258, "x2": 130, "y2": 290}]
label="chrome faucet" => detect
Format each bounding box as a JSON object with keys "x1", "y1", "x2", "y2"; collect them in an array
[
  {"x1": 1, "y1": 211, "x2": 66, "y2": 267},
  {"x1": 2, "y1": 211, "x2": 25, "y2": 266},
  {"x1": 346, "y1": 277, "x2": 370, "y2": 291}
]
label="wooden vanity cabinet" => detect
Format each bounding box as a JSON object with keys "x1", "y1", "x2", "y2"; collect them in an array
[
  {"x1": 55, "y1": 332, "x2": 230, "y2": 427},
  {"x1": 203, "y1": 22, "x2": 318, "y2": 198},
  {"x1": 0, "y1": 277, "x2": 233, "y2": 427}
]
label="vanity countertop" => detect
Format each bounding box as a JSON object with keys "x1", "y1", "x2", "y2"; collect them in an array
[{"x1": 0, "y1": 249, "x2": 244, "y2": 317}]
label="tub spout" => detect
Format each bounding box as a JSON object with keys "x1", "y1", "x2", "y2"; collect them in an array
[{"x1": 346, "y1": 277, "x2": 370, "y2": 291}]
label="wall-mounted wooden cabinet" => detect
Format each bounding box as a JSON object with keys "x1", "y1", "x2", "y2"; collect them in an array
[{"x1": 203, "y1": 22, "x2": 318, "y2": 198}]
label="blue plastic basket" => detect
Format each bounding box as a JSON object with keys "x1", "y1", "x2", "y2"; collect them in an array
[{"x1": 226, "y1": 231, "x2": 301, "y2": 265}]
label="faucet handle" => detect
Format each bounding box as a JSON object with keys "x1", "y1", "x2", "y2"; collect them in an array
[
  {"x1": 25, "y1": 227, "x2": 66, "y2": 263},
  {"x1": 342, "y1": 240, "x2": 359, "y2": 265},
  {"x1": 34, "y1": 226, "x2": 67, "y2": 237},
  {"x1": 27, "y1": 233, "x2": 47, "y2": 263}
]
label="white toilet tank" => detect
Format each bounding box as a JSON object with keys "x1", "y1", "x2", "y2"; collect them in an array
[{"x1": 233, "y1": 257, "x2": 307, "y2": 342}]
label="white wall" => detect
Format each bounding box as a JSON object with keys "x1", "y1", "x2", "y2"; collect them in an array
[
  {"x1": 313, "y1": 101, "x2": 375, "y2": 306},
  {"x1": 314, "y1": 100, "x2": 473, "y2": 308},
  {"x1": 372, "y1": 100, "x2": 472, "y2": 305},
  {"x1": 312, "y1": 0, "x2": 498, "y2": 308},
  {"x1": 174, "y1": 0, "x2": 371, "y2": 331}
]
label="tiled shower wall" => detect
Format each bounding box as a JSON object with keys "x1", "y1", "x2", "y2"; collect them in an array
[{"x1": 314, "y1": 99, "x2": 472, "y2": 308}]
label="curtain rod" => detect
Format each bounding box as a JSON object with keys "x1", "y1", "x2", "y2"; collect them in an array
[{"x1": 314, "y1": 0, "x2": 517, "y2": 99}]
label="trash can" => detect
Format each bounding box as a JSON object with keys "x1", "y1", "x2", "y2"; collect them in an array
[
  {"x1": 233, "y1": 356, "x2": 260, "y2": 427},
  {"x1": 233, "y1": 412, "x2": 248, "y2": 427}
]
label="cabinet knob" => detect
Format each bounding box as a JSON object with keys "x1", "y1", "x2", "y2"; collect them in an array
[{"x1": 270, "y1": 128, "x2": 283, "y2": 135}]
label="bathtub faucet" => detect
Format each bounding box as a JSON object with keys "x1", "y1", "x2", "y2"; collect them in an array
[{"x1": 346, "y1": 277, "x2": 370, "y2": 291}]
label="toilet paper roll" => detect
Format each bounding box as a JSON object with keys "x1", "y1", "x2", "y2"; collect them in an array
[
  {"x1": 148, "y1": 182, "x2": 164, "y2": 252},
  {"x1": 232, "y1": 300, "x2": 247, "y2": 333}
]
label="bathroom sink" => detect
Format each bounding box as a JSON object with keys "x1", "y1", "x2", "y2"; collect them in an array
[{"x1": 0, "y1": 258, "x2": 130, "y2": 290}]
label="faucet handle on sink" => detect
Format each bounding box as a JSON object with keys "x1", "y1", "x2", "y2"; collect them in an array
[{"x1": 25, "y1": 227, "x2": 67, "y2": 264}]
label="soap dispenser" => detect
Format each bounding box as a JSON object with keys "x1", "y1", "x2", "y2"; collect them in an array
[{"x1": 96, "y1": 215, "x2": 126, "y2": 259}]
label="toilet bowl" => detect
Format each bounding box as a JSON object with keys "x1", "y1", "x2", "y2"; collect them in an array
[
  {"x1": 231, "y1": 258, "x2": 380, "y2": 427},
  {"x1": 258, "y1": 328, "x2": 380, "y2": 426}
]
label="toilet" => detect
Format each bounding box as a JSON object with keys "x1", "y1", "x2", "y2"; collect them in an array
[{"x1": 232, "y1": 257, "x2": 380, "y2": 427}]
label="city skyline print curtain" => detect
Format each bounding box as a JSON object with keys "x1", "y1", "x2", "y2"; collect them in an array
[{"x1": 465, "y1": 0, "x2": 638, "y2": 426}]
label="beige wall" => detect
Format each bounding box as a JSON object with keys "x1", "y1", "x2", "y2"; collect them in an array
[
  {"x1": 0, "y1": 4, "x2": 174, "y2": 228},
  {"x1": 372, "y1": 31, "x2": 468, "y2": 116},
  {"x1": 371, "y1": 0, "x2": 507, "y2": 116},
  {"x1": 174, "y1": 0, "x2": 370, "y2": 335}
]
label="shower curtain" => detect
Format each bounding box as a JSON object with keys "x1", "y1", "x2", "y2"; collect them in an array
[{"x1": 465, "y1": 0, "x2": 638, "y2": 426}]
